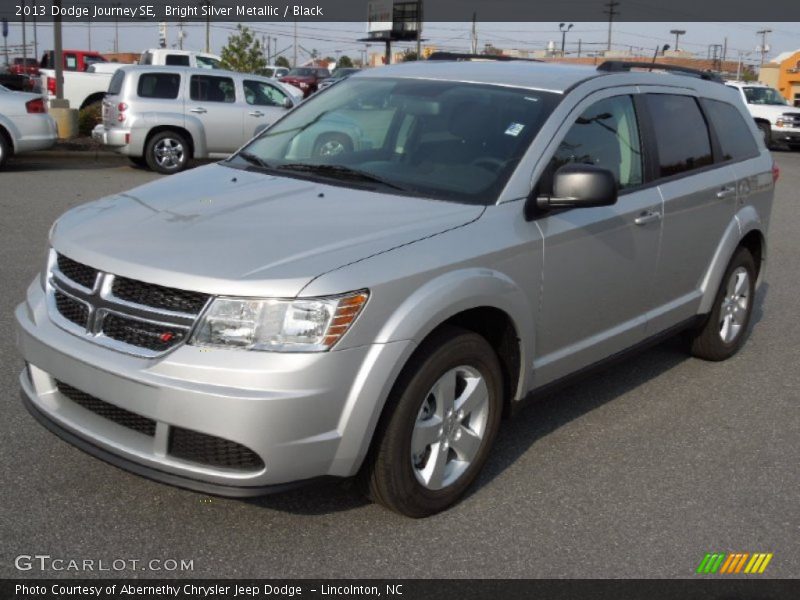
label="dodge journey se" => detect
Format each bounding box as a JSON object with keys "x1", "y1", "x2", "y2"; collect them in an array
[{"x1": 16, "y1": 59, "x2": 775, "y2": 516}]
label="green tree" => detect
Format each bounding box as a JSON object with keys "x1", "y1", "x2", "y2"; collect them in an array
[
  {"x1": 401, "y1": 50, "x2": 418, "y2": 62},
  {"x1": 219, "y1": 24, "x2": 266, "y2": 74},
  {"x1": 275, "y1": 55, "x2": 291, "y2": 68},
  {"x1": 337, "y1": 55, "x2": 354, "y2": 68}
]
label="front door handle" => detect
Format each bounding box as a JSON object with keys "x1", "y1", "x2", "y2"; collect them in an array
[
  {"x1": 634, "y1": 210, "x2": 662, "y2": 226},
  {"x1": 189, "y1": 107, "x2": 207, "y2": 114},
  {"x1": 248, "y1": 110, "x2": 265, "y2": 117},
  {"x1": 716, "y1": 185, "x2": 737, "y2": 199}
]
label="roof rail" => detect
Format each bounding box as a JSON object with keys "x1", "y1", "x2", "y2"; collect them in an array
[
  {"x1": 597, "y1": 61, "x2": 724, "y2": 83},
  {"x1": 427, "y1": 52, "x2": 542, "y2": 63}
]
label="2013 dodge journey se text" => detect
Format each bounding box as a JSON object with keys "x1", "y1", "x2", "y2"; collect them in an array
[{"x1": 16, "y1": 59, "x2": 776, "y2": 516}]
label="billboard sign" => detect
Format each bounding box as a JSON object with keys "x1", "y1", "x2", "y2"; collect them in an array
[{"x1": 367, "y1": 0, "x2": 393, "y2": 34}]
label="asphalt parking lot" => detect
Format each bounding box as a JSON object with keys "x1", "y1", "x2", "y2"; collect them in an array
[{"x1": 1, "y1": 152, "x2": 798, "y2": 579}]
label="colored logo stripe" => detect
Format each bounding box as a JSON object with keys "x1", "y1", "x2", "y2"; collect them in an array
[{"x1": 697, "y1": 553, "x2": 773, "y2": 574}]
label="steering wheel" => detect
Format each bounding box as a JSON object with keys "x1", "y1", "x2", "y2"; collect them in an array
[{"x1": 470, "y1": 157, "x2": 506, "y2": 173}]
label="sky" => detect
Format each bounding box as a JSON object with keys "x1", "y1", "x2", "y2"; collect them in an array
[{"x1": 2, "y1": 21, "x2": 798, "y2": 67}]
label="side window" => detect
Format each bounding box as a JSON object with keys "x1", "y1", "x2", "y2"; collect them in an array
[
  {"x1": 190, "y1": 75, "x2": 236, "y2": 103},
  {"x1": 701, "y1": 99, "x2": 760, "y2": 162},
  {"x1": 646, "y1": 94, "x2": 713, "y2": 178},
  {"x1": 165, "y1": 54, "x2": 191, "y2": 67},
  {"x1": 137, "y1": 73, "x2": 181, "y2": 99},
  {"x1": 65, "y1": 54, "x2": 78, "y2": 70},
  {"x1": 243, "y1": 80, "x2": 287, "y2": 107},
  {"x1": 549, "y1": 95, "x2": 643, "y2": 190},
  {"x1": 196, "y1": 56, "x2": 222, "y2": 69}
]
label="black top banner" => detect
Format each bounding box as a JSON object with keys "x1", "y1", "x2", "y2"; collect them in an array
[{"x1": 3, "y1": 0, "x2": 800, "y2": 23}]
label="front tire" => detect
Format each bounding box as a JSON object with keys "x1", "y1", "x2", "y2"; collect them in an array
[
  {"x1": 757, "y1": 122, "x2": 773, "y2": 149},
  {"x1": 360, "y1": 326, "x2": 503, "y2": 517},
  {"x1": 689, "y1": 247, "x2": 756, "y2": 361},
  {"x1": 145, "y1": 130, "x2": 190, "y2": 174},
  {"x1": 0, "y1": 130, "x2": 10, "y2": 169}
]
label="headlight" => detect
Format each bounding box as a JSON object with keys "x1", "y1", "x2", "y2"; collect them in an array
[{"x1": 191, "y1": 290, "x2": 368, "y2": 352}]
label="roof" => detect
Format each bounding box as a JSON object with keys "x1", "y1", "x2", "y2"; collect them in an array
[
  {"x1": 772, "y1": 49, "x2": 800, "y2": 65},
  {"x1": 358, "y1": 59, "x2": 726, "y2": 94}
]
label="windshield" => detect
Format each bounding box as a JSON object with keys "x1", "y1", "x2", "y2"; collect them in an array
[
  {"x1": 231, "y1": 77, "x2": 559, "y2": 204},
  {"x1": 287, "y1": 68, "x2": 316, "y2": 77},
  {"x1": 744, "y1": 87, "x2": 787, "y2": 106}
]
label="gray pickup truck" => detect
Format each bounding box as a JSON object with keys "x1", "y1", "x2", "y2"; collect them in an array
[{"x1": 18, "y1": 60, "x2": 775, "y2": 516}]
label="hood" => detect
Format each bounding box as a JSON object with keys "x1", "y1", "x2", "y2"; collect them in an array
[
  {"x1": 51, "y1": 163, "x2": 484, "y2": 298},
  {"x1": 750, "y1": 103, "x2": 798, "y2": 121}
]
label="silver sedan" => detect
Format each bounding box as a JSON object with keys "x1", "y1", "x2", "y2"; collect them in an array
[{"x1": 0, "y1": 85, "x2": 58, "y2": 169}]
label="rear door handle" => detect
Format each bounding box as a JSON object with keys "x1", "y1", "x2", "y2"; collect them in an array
[
  {"x1": 189, "y1": 107, "x2": 207, "y2": 114},
  {"x1": 248, "y1": 111, "x2": 265, "y2": 117},
  {"x1": 634, "y1": 210, "x2": 662, "y2": 226},
  {"x1": 716, "y1": 185, "x2": 737, "y2": 199}
]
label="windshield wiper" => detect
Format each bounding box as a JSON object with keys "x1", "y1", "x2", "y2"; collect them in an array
[
  {"x1": 277, "y1": 163, "x2": 408, "y2": 191},
  {"x1": 236, "y1": 151, "x2": 276, "y2": 170}
]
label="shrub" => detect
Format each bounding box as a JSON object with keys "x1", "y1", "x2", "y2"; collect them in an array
[{"x1": 78, "y1": 103, "x2": 102, "y2": 137}]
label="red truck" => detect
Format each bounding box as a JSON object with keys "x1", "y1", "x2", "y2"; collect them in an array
[
  {"x1": 40, "y1": 50, "x2": 109, "y2": 72},
  {"x1": 9, "y1": 57, "x2": 40, "y2": 77}
]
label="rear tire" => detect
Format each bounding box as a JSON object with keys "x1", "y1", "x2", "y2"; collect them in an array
[
  {"x1": 359, "y1": 326, "x2": 503, "y2": 517},
  {"x1": 689, "y1": 247, "x2": 756, "y2": 361},
  {"x1": 312, "y1": 133, "x2": 353, "y2": 158},
  {"x1": 0, "y1": 129, "x2": 10, "y2": 169},
  {"x1": 145, "y1": 130, "x2": 190, "y2": 174},
  {"x1": 757, "y1": 122, "x2": 773, "y2": 149}
]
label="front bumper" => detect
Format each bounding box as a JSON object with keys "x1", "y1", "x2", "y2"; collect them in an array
[
  {"x1": 16, "y1": 279, "x2": 413, "y2": 495},
  {"x1": 772, "y1": 127, "x2": 800, "y2": 144}
]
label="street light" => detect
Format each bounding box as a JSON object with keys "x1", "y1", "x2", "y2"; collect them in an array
[
  {"x1": 559, "y1": 23, "x2": 573, "y2": 57},
  {"x1": 669, "y1": 29, "x2": 686, "y2": 52}
]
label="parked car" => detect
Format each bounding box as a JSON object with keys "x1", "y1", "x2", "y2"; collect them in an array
[
  {"x1": 17, "y1": 60, "x2": 775, "y2": 516},
  {"x1": 0, "y1": 85, "x2": 57, "y2": 168},
  {"x1": 0, "y1": 72, "x2": 33, "y2": 92},
  {"x1": 10, "y1": 57, "x2": 40, "y2": 77},
  {"x1": 727, "y1": 81, "x2": 800, "y2": 150},
  {"x1": 258, "y1": 65, "x2": 291, "y2": 79},
  {"x1": 279, "y1": 67, "x2": 331, "y2": 97},
  {"x1": 40, "y1": 49, "x2": 108, "y2": 72},
  {"x1": 138, "y1": 49, "x2": 223, "y2": 69},
  {"x1": 316, "y1": 68, "x2": 361, "y2": 93},
  {"x1": 92, "y1": 65, "x2": 302, "y2": 173}
]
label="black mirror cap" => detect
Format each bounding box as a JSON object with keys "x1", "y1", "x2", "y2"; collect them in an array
[{"x1": 534, "y1": 164, "x2": 618, "y2": 213}]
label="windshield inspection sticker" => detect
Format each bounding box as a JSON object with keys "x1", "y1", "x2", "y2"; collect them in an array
[{"x1": 505, "y1": 123, "x2": 525, "y2": 137}]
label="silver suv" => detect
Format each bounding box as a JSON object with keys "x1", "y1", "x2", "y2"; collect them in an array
[
  {"x1": 92, "y1": 65, "x2": 303, "y2": 174},
  {"x1": 17, "y1": 60, "x2": 775, "y2": 516}
]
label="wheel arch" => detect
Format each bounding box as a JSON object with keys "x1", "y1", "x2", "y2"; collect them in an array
[
  {"x1": 79, "y1": 92, "x2": 106, "y2": 110},
  {"x1": 144, "y1": 125, "x2": 195, "y2": 160}
]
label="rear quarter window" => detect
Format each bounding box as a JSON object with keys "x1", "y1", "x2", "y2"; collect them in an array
[
  {"x1": 165, "y1": 54, "x2": 191, "y2": 67},
  {"x1": 137, "y1": 73, "x2": 181, "y2": 99},
  {"x1": 107, "y1": 70, "x2": 125, "y2": 96},
  {"x1": 701, "y1": 98, "x2": 760, "y2": 162},
  {"x1": 646, "y1": 94, "x2": 713, "y2": 178}
]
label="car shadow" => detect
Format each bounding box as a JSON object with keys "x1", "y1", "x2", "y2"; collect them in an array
[
  {"x1": 242, "y1": 284, "x2": 769, "y2": 516},
  {"x1": 5, "y1": 157, "x2": 129, "y2": 171}
]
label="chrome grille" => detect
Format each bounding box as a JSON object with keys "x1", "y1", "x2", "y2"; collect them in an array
[
  {"x1": 782, "y1": 112, "x2": 800, "y2": 128},
  {"x1": 48, "y1": 251, "x2": 210, "y2": 357}
]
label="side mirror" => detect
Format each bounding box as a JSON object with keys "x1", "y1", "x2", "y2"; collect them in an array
[
  {"x1": 534, "y1": 163, "x2": 617, "y2": 214},
  {"x1": 283, "y1": 97, "x2": 294, "y2": 109}
]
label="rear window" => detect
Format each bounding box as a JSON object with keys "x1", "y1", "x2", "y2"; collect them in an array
[
  {"x1": 137, "y1": 73, "x2": 181, "y2": 99},
  {"x1": 701, "y1": 99, "x2": 760, "y2": 162},
  {"x1": 107, "y1": 70, "x2": 125, "y2": 96},
  {"x1": 165, "y1": 54, "x2": 191, "y2": 67},
  {"x1": 646, "y1": 94, "x2": 713, "y2": 178}
]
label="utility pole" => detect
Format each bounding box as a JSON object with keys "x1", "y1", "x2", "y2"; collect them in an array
[
  {"x1": 114, "y1": 3, "x2": 120, "y2": 54},
  {"x1": 2, "y1": 19, "x2": 8, "y2": 68},
  {"x1": 32, "y1": 13, "x2": 37, "y2": 63},
  {"x1": 722, "y1": 36, "x2": 727, "y2": 66},
  {"x1": 756, "y1": 28, "x2": 771, "y2": 66},
  {"x1": 21, "y1": 0, "x2": 27, "y2": 66},
  {"x1": 559, "y1": 23, "x2": 573, "y2": 57},
  {"x1": 205, "y1": 1, "x2": 211, "y2": 53},
  {"x1": 87, "y1": 22, "x2": 92, "y2": 51},
  {"x1": 415, "y1": 0, "x2": 422, "y2": 60},
  {"x1": 54, "y1": 0, "x2": 64, "y2": 100},
  {"x1": 603, "y1": 1, "x2": 619, "y2": 53},
  {"x1": 471, "y1": 13, "x2": 478, "y2": 54},
  {"x1": 293, "y1": 20, "x2": 297, "y2": 67},
  {"x1": 669, "y1": 29, "x2": 686, "y2": 52}
]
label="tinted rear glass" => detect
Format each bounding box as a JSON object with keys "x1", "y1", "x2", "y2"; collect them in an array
[
  {"x1": 701, "y1": 99, "x2": 759, "y2": 162},
  {"x1": 165, "y1": 54, "x2": 191, "y2": 67},
  {"x1": 137, "y1": 73, "x2": 181, "y2": 99},
  {"x1": 646, "y1": 94, "x2": 713, "y2": 178}
]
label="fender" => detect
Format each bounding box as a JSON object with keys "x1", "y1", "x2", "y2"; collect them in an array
[
  {"x1": 136, "y1": 112, "x2": 207, "y2": 158},
  {"x1": 330, "y1": 269, "x2": 536, "y2": 476},
  {"x1": 698, "y1": 206, "x2": 764, "y2": 314}
]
